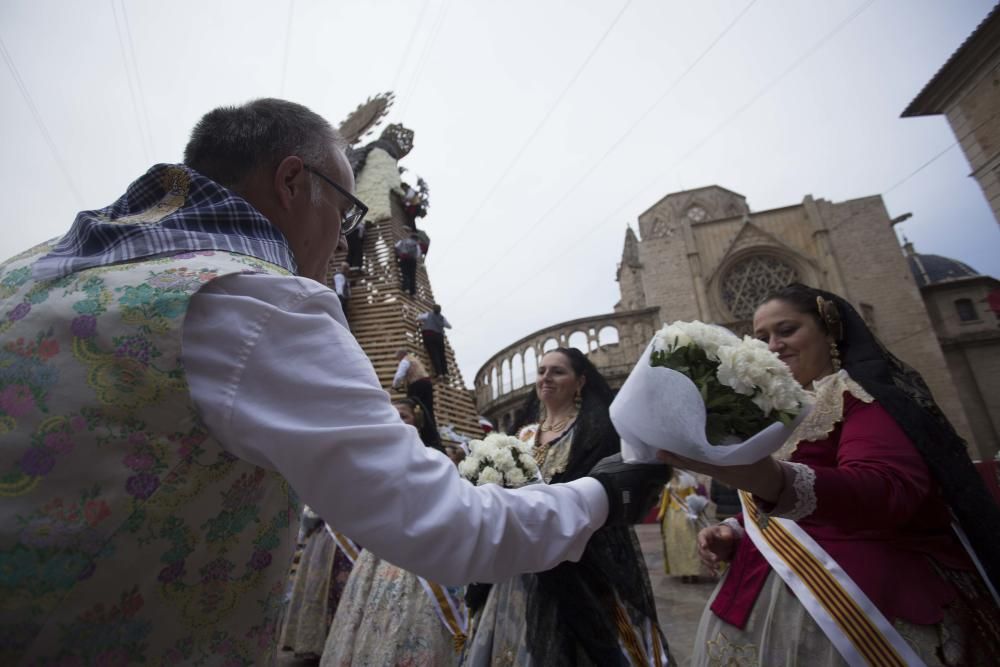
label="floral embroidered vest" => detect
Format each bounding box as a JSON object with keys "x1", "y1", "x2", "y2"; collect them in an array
[{"x1": 0, "y1": 243, "x2": 301, "y2": 665}]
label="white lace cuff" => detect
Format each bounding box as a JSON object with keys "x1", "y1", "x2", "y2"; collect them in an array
[
  {"x1": 772, "y1": 461, "x2": 817, "y2": 521},
  {"x1": 721, "y1": 517, "x2": 745, "y2": 540}
]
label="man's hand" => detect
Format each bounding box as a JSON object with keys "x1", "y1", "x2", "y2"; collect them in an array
[
  {"x1": 697, "y1": 524, "x2": 738, "y2": 571},
  {"x1": 589, "y1": 454, "x2": 671, "y2": 526}
]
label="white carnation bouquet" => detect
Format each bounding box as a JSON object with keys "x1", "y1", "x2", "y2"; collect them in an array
[
  {"x1": 458, "y1": 433, "x2": 541, "y2": 488},
  {"x1": 611, "y1": 321, "x2": 810, "y2": 466}
]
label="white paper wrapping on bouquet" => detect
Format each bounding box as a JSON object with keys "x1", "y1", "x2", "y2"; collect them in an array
[{"x1": 610, "y1": 343, "x2": 811, "y2": 466}]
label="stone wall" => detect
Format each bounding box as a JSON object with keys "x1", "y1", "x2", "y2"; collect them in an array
[
  {"x1": 475, "y1": 308, "x2": 660, "y2": 432},
  {"x1": 620, "y1": 186, "x2": 979, "y2": 451},
  {"x1": 944, "y1": 51, "x2": 1000, "y2": 226},
  {"x1": 923, "y1": 277, "x2": 1000, "y2": 458}
]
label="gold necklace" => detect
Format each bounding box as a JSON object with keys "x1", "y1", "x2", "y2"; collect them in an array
[
  {"x1": 532, "y1": 428, "x2": 550, "y2": 467},
  {"x1": 534, "y1": 413, "x2": 576, "y2": 467},
  {"x1": 539, "y1": 412, "x2": 576, "y2": 433}
]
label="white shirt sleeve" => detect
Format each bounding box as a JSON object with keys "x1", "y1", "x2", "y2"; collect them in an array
[
  {"x1": 181, "y1": 273, "x2": 608, "y2": 585},
  {"x1": 391, "y1": 358, "x2": 410, "y2": 388},
  {"x1": 332, "y1": 273, "x2": 347, "y2": 297},
  {"x1": 442, "y1": 316, "x2": 451, "y2": 329}
]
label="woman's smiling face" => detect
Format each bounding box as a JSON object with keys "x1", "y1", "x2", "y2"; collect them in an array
[
  {"x1": 536, "y1": 351, "x2": 584, "y2": 409},
  {"x1": 753, "y1": 298, "x2": 835, "y2": 387}
]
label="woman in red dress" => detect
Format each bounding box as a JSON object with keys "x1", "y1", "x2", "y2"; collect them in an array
[{"x1": 665, "y1": 284, "x2": 1000, "y2": 665}]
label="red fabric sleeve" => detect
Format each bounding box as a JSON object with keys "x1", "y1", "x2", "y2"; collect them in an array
[{"x1": 806, "y1": 397, "x2": 931, "y2": 530}]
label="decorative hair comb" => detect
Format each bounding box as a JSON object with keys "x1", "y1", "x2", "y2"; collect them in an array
[{"x1": 816, "y1": 296, "x2": 844, "y2": 341}]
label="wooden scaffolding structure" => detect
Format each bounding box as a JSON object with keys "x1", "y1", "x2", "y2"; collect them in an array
[{"x1": 328, "y1": 162, "x2": 481, "y2": 441}]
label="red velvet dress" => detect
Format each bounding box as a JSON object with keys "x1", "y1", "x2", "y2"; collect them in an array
[{"x1": 711, "y1": 393, "x2": 973, "y2": 630}]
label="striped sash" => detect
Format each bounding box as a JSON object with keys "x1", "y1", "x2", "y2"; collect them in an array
[
  {"x1": 415, "y1": 577, "x2": 468, "y2": 652},
  {"x1": 739, "y1": 491, "x2": 924, "y2": 667},
  {"x1": 324, "y1": 525, "x2": 360, "y2": 564},
  {"x1": 613, "y1": 602, "x2": 668, "y2": 666}
]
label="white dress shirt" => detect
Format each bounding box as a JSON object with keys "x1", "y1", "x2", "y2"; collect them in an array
[
  {"x1": 391, "y1": 357, "x2": 411, "y2": 389},
  {"x1": 332, "y1": 272, "x2": 349, "y2": 298},
  {"x1": 182, "y1": 273, "x2": 608, "y2": 585}
]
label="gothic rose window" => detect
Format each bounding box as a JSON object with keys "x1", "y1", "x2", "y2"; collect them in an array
[{"x1": 721, "y1": 256, "x2": 800, "y2": 319}]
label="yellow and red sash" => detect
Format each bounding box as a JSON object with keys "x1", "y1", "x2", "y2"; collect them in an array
[
  {"x1": 739, "y1": 491, "x2": 924, "y2": 667},
  {"x1": 613, "y1": 603, "x2": 668, "y2": 666},
  {"x1": 325, "y1": 525, "x2": 360, "y2": 563},
  {"x1": 415, "y1": 577, "x2": 468, "y2": 653}
]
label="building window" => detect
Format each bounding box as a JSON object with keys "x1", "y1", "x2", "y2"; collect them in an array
[
  {"x1": 955, "y1": 298, "x2": 979, "y2": 322},
  {"x1": 721, "y1": 256, "x2": 800, "y2": 320}
]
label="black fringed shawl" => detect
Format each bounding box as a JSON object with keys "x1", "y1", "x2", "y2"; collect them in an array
[
  {"x1": 518, "y1": 399, "x2": 669, "y2": 665},
  {"x1": 816, "y1": 287, "x2": 1000, "y2": 597}
]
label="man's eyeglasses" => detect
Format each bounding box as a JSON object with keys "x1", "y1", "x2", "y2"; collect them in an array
[{"x1": 304, "y1": 165, "x2": 368, "y2": 236}]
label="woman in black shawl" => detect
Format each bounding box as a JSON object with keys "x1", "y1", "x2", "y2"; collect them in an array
[
  {"x1": 671, "y1": 284, "x2": 1000, "y2": 665},
  {"x1": 463, "y1": 347, "x2": 670, "y2": 666}
]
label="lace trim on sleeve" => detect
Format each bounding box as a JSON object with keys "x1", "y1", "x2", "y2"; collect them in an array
[
  {"x1": 775, "y1": 369, "x2": 874, "y2": 461},
  {"x1": 721, "y1": 517, "x2": 745, "y2": 540},
  {"x1": 779, "y1": 462, "x2": 817, "y2": 521}
]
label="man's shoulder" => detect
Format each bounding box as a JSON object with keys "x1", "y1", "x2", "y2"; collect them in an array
[{"x1": 198, "y1": 272, "x2": 334, "y2": 309}]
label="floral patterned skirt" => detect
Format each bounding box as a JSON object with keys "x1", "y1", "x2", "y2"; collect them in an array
[
  {"x1": 280, "y1": 529, "x2": 353, "y2": 658},
  {"x1": 692, "y1": 570, "x2": 969, "y2": 666},
  {"x1": 463, "y1": 574, "x2": 666, "y2": 666},
  {"x1": 320, "y1": 550, "x2": 460, "y2": 667}
]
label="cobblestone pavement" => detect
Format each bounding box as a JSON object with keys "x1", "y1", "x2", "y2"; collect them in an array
[
  {"x1": 635, "y1": 524, "x2": 717, "y2": 666},
  {"x1": 279, "y1": 524, "x2": 716, "y2": 666}
]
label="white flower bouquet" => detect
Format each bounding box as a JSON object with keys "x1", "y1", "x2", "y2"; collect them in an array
[
  {"x1": 611, "y1": 321, "x2": 811, "y2": 466},
  {"x1": 458, "y1": 433, "x2": 541, "y2": 488}
]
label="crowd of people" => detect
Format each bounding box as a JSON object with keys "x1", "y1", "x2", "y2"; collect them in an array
[{"x1": 2, "y1": 96, "x2": 998, "y2": 666}]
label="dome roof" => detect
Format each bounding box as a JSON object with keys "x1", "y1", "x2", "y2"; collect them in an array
[{"x1": 906, "y1": 247, "x2": 980, "y2": 288}]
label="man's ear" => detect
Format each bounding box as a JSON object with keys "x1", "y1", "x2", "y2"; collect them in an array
[{"x1": 273, "y1": 155, "x2": 306, "y2": 210}]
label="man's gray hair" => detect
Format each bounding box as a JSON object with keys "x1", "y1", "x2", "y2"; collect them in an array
[{"x1": 183, "y1": 98, "x2": 347, "y2": 188}]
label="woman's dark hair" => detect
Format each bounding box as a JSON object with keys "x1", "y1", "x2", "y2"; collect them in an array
[
  {"x1": 759, "y1": 283, "x2": 829, "y2": 332},
  {"x1": 391, "y1": 397, "x2": 424, "y2": 428},
  {"x1": 757, "y1": 282, "x2": 1000, "y2": 596},
  {"x1": 392, "y1": 397, "x2": 441, "y2": 450}
]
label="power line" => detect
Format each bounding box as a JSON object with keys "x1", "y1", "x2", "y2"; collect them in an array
[
  {"x1": 445, "y1": 0, "x2": 760, "y2": 307},
  {"x1": 885, "y1": 142, "x2": 958, "y2": 195},
  {"x1": 438, "y1": 0, "x2": 634, "y2": 256},
  {"x1": 397, "y1": 0, "x2": 453, "y2": 119},
  {"x1": 596, "y1": 0, "x2": 880, "y2": 240},
  {"x1": 391, "y1": 0, "x2": 433, "y2": 94},
  {"x1": 280, "y1": 0, "x2": 296, "y2": 95},
  {"x1": 120, "y1": 0, "x2": 156, "y2": 158},
  {"x1": 453, "y1": 0, "x2": 878, "y2": 326},
  {"x1": 0, "y1": 32, "x2": 85, "y2": 208},
  {"x1": 885, "y1": 110, "x2": 999, "y2": 195},
  {"x1": 110, "y1": 0, "x2": 152, "y2": 162}
]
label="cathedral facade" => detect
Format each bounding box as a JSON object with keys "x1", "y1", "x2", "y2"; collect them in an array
[{"x1": 476, "y1": 185, "x2": 997, "y2": 458}]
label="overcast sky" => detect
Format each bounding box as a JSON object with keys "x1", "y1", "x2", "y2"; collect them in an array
[{"x1": 2, "y1": 0, "x2": 998, "y2": 389}]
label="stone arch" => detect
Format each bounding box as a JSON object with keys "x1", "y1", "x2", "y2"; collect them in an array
[
  {"x1": 523, "y1": 346, "x2": 537, "y2": 385},
  {"x1": 511, "y1": 351, "x2": 524, "y2": 389},
  {"x1": 567, "y1": 330, "x2": 588, "y2": 351},
  {"x1": 542, "y1": 337, "x2": 559, "y2": 353},
  {"x1": 501, "y1": 358, "x2": 512, "y2": 395},
  {"x1": 490, "y1": 366, "x2": 499, "y2": 400},
  {"x1": 598, "y1": 325, "x2": 620, "y2": 346}
]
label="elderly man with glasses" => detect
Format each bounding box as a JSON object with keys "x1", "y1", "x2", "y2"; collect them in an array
[{"x1": 0, "y1": 98, "x2": 669, "y2": 664}]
